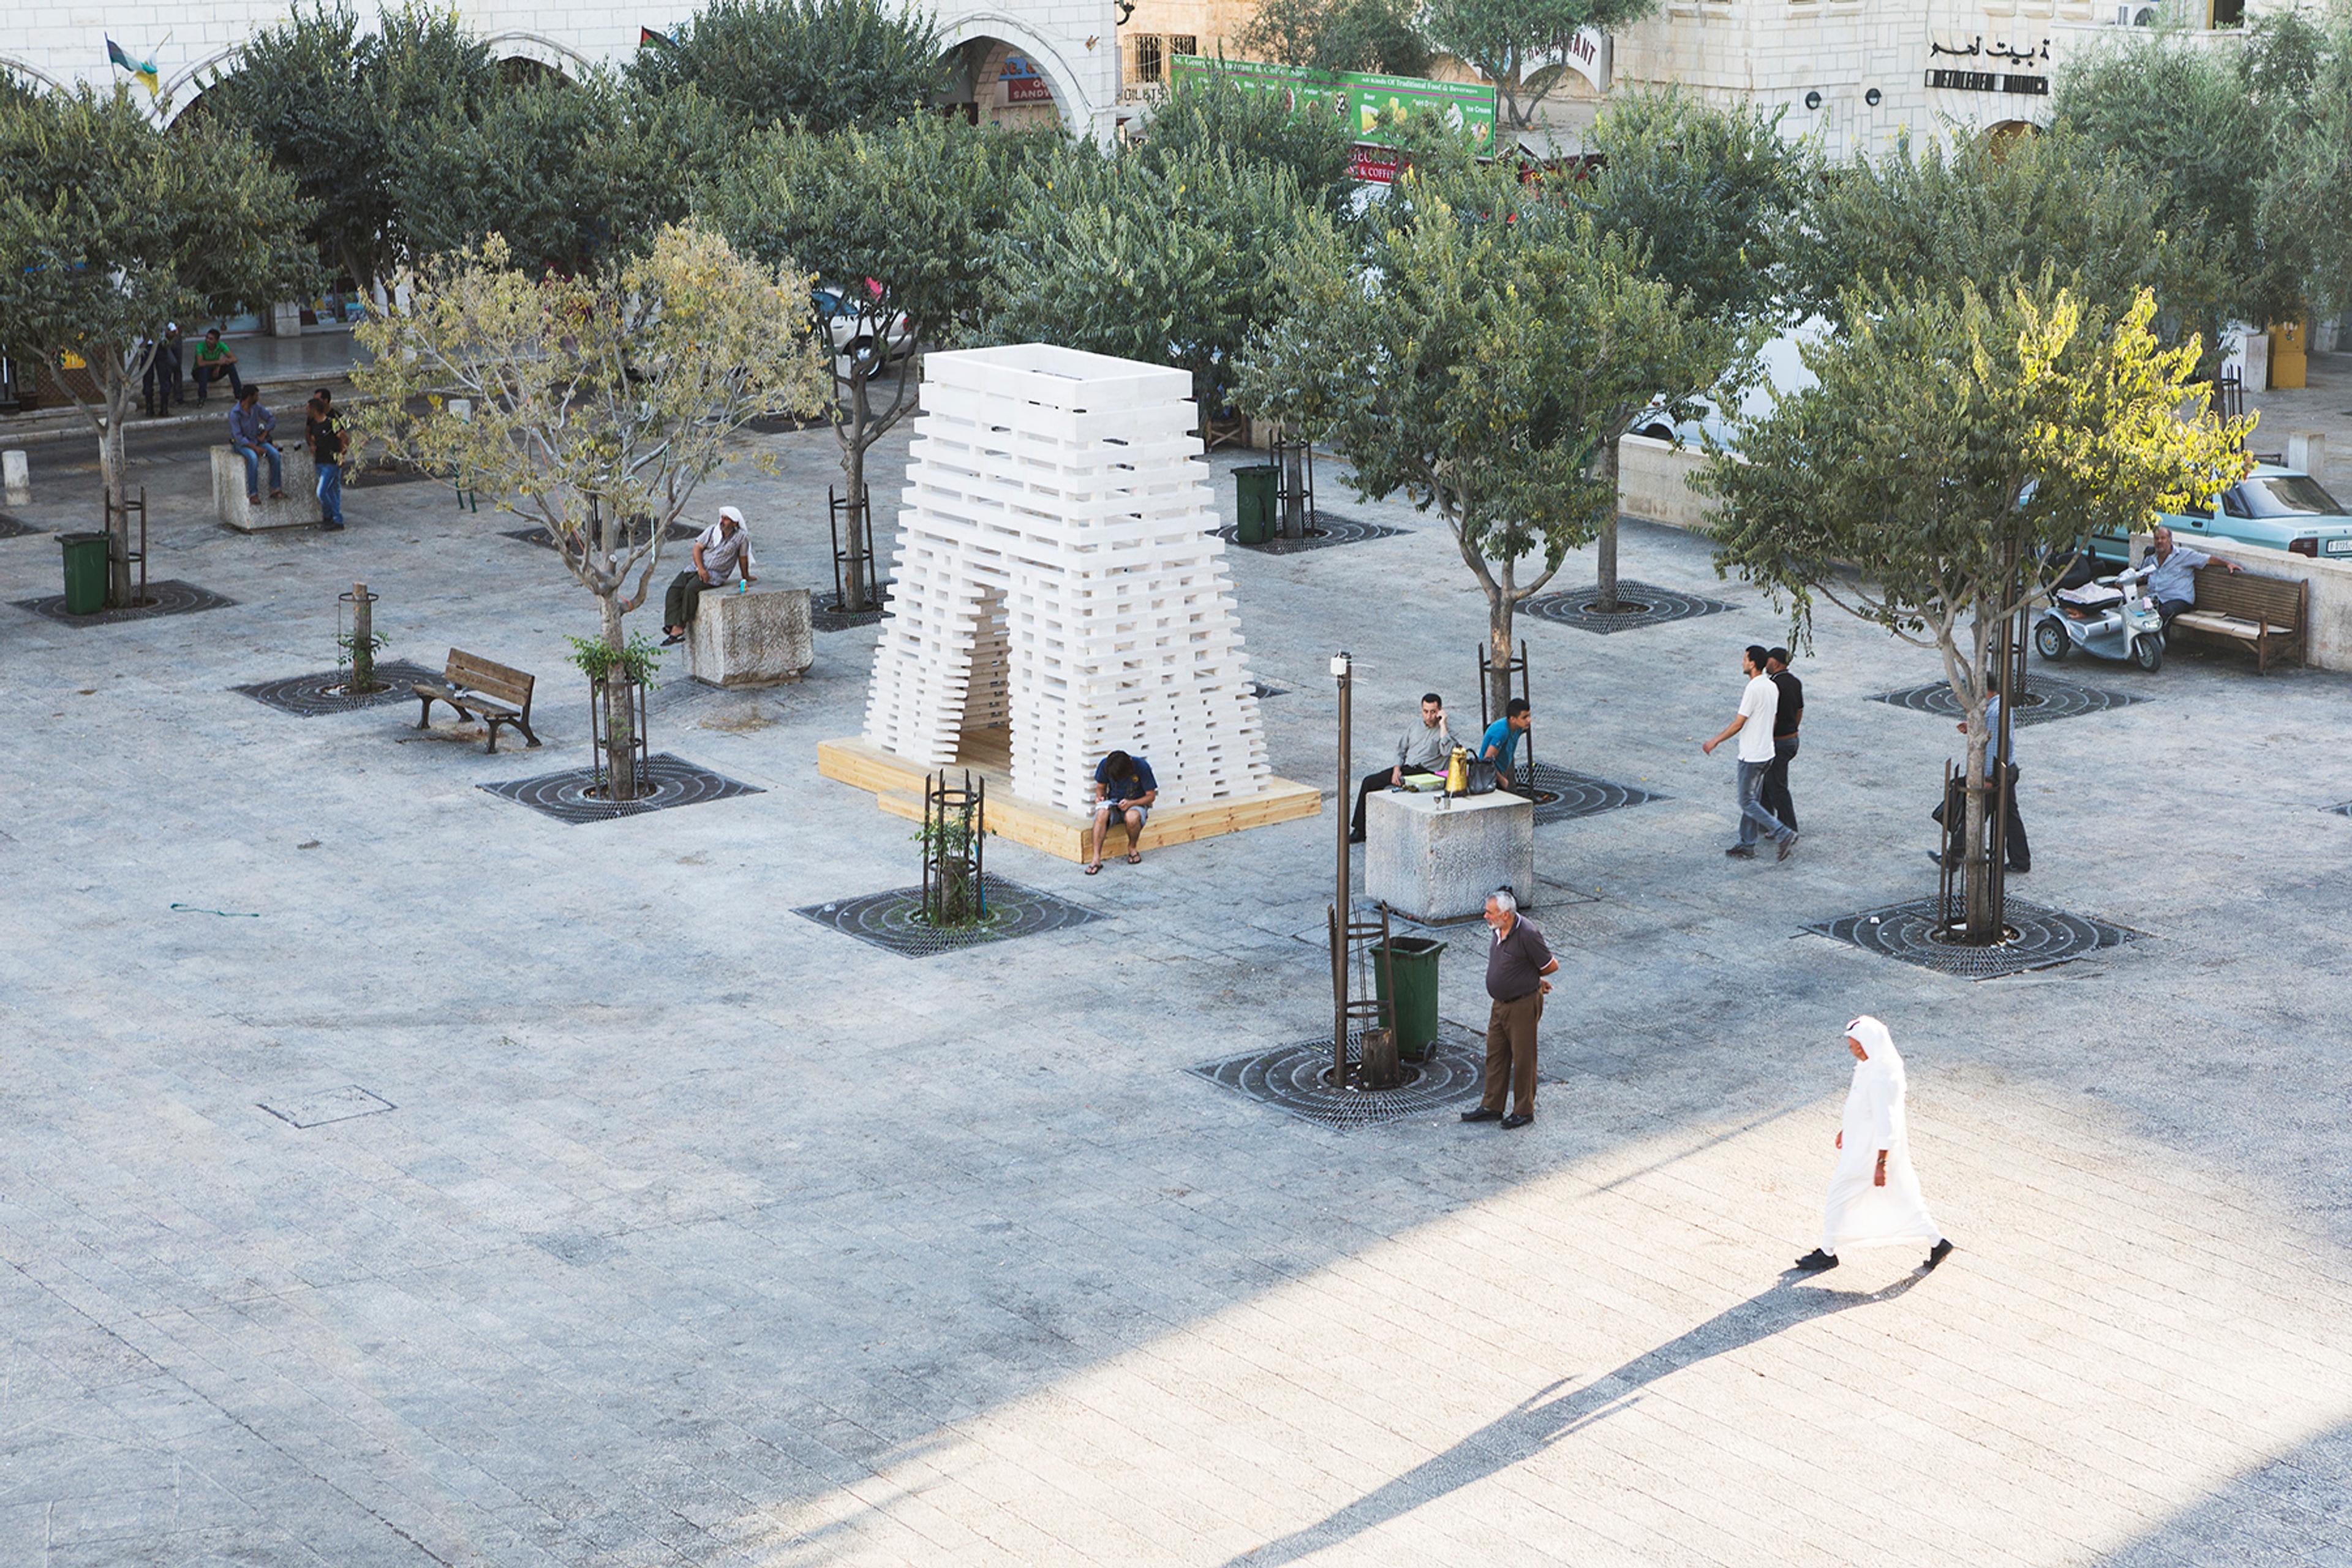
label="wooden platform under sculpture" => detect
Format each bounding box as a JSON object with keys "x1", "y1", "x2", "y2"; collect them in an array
[{"x1": 819, "y1": 342, "x2": 1319, "y2": 864}]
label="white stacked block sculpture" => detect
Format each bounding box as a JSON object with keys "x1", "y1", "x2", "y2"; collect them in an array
[{"x1": 864, "y1": 344, "x2": 1272, "y2": 813}]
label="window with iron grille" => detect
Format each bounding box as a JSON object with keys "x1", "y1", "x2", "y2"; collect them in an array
[
  {"x1": 1169, "y1": 34, "x2": 1197, "y2": 59},
  {"x1": 1136, "y1": 34, "x2": 1164, "y2": 82}
]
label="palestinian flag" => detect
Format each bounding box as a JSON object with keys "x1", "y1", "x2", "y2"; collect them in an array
[
  {"x1": 105, "y1": 37, "x2": 159, "y2": 96},
  {"x1": 638, "y1": 26, "x2": 672, "y2": 47}
]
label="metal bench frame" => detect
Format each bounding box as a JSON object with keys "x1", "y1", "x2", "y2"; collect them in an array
[{"x1": 413, "y1": 649, "x2": 541, "y2": 752}]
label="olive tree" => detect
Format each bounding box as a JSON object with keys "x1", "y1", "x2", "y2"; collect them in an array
[
  {"x1": 1419, "y1": 0, "x2": 1657, "y2": 134},
  {"x1": 631, "y1": 0, "x2": 946, "y2": 132},
  {"x1": 0, "y1": 85, "x2": 314, "y2": 605},
  {"x1": 1241, "y1": 157, "x2": 1726, "y2": 713},
  {"x1": 353, "y1": 224, "x2": 829, "y2": 798},
  {"x1": 1705, "y1": 282, "x2": 2247, "y2": 940},
  {"x1": 701, "y1": 115, "x2": 1018, "y2": 612},
  {"x1": 1577, "y1": 87, "x2": 1810, "y2": 611}
]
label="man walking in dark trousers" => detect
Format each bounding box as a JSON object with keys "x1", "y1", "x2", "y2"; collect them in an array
[
  {"x1": 1760, "y1": 647, "x2": 1803, "y2": 835},
  {"x1": 1349, "y1": 692, "x2": 1460, "y2": 843},
  {"x1": 1463, "y1": 889, "x2": 1556, "y2": 1130},
  {"x1": 1935, "y1": 676, "x2": 2029, "y2": 873}
]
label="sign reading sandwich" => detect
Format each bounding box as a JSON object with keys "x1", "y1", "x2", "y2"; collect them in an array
[{"x1": 1167, "y1": 56, "x2": 1497, "y2": 154}]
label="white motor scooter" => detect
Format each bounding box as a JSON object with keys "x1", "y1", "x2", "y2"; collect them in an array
[{"x1": 2034, "y1": 565, "x2": 2166, "y2": 672}]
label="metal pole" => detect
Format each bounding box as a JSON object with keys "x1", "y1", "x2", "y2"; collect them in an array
[{"x1": 1333, "y1": 650, "x2": 1352, "y2": 1084}]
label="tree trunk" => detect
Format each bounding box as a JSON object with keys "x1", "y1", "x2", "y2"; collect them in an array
[
  {"x1": 350, "y1": 580, "x2": 375, "y2": 692},
  {"x1": 1487, "y1": 582, "x2": 1517, "y2": 718},
  {"x1": 100, "y1": 407, "x2": 132, "y2": 608},
  {"x1": 840, "y1": 362, "x2": 870, "y2": 614},
  {"x1": 1961, "y1": 722, "x2": 1993, "y2": 943},
  {"x1": 1595, "y1": 437, "x2": 1622, "y2": 614},
  {"x1": 598, "y1": 591, "x2": 640, "y2": 804}
]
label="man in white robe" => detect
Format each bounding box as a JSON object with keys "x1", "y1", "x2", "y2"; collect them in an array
[{"x1": 1795, "y1": 1016, "x2": 1953, "y2": 1273}]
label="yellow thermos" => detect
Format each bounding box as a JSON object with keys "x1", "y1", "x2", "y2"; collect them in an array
[{"x1": 1445, "y1": 745, "x2": 1470, "y2": 794}]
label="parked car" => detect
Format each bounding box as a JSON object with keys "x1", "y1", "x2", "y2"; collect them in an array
[
  {"x1": 2088, "y1": 462, "x2": 2352, "y2": 562},
  {"x1": 812, "y1": 285, "x2": 913, "y2": 368}
]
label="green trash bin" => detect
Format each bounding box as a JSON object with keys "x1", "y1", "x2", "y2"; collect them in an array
[
  {"x1": 1373, "y1": 937, "x2": 1447, "y2": 1061},
  {"x1": 58, "y1": 532, "x2": 110, "y2": 616},
  {"x1": 1234, "y1": 464, "x2": 1278, "y2": 545}
]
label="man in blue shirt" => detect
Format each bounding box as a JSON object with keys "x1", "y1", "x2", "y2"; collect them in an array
[
  {"x1": 1480, "y1": 698, "x2": 1531, "y2": 788},
  {"x1": 227, "y1": 386, "x2": 286, "y2": 506},
  {"x1": 1086, "y1": 750, "x2": 1158, "y2": 873},
  {"x1": 2136, "y1": 524, "x2": 2242, "y2": 632}
]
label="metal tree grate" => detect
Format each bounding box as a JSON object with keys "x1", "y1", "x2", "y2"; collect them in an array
[
  {"x1": 794, "y1": 874, "x2": 1104, "y2": 958},
  {"x1": 14, "y1": 579, "x2": 235, "y2": 626},
  {"x1": 502, "y1": 521, "x2": 698, "y2": 552},
  {"x1": 813, "y1": 585, "x2": 894, "y2": 631},
  {"x1": 1215, "y1": 513, "x2": 1405, "y2": 553},
  {"x1": 0, "y1": 514, "x2": 40, "y2": 539},
  {"x1": 1869, "y1": 674, "x2": 2147, "y2": 726},
  {"x1": 480, "y1": 753, "x2": 763, "y2": 824},
  {"x1": 1520, "y1": 762, "x2": 1668, "y2": 824},
  {"x1": 1190, "y1": 1021, "x2": 1494, "y2": 1129},
  {"x1": 235, "y1": 660, "x2": 442, "y2": 717},
  {"x1": 257, "y1": 1085, "x2": 395, "y2": 1128},
  {"x1": 1806, "y1": 895, "x2": 2144, "y2": 980},
  {"x1": 1523, "y1": 579, "x2": 1736, "y2": 634}
]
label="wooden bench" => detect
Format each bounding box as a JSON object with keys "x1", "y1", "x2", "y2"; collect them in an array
[
  {"x1": 412, "y1": 649, "x2": 540, "y2": 752},
  {"x1": 2168, "y1": 565, "x2": 2306, "y2": 674}
]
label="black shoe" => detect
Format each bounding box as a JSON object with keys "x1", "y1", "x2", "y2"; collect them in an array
[
  {"x1": 1793, "y1": 1249, "x2": 1839, "y2": 1272},
  {"x1": 1926, "y1": 851, "x2": 1959, "y2": 869},
  {"x1": 1725, "y1": 845, "x2": 1756, "y2": 859},
  {"x1": 320, "y1": 521, "x2": 344, "y2": 532},
  {"x1": 2007, "y1": 863, "x2": 2029, "y2": 875},
  {"x1": 1460, "y1": 1107, "x2": 1501, "y2": 1123},
  {"x1": 1501, "y1": 1112, "x2": 1532, "y2": 1129},
  {"x1": 1777, "y1": 834, "x2": 1798, "y2": 861},
  {"x1": 660, "y1": 633, "x2": 684, "y2": 646},
  {"x1": 1925, "y1": 1239, "x2": 1954, "y2": 1271},
  {"x1": 1347, "y1": 832, "x2": 1365, "y2": 845}
]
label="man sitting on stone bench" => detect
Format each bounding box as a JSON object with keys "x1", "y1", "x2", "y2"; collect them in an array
[
  {"x1": 1349, "y1": 692, "x2": 1460, "y2": 844},
  {"x1": 2134, "y1": 524, "x2": 2243, "y2": 633},
  {"x1": 1086, "y1": 750, "x2": 1159, "y2": 875},
  {"x1": 660, "y1": 505, "x2": 754, "y2": 646},
  {"x1": 228, "y1": 386, "x2": 288, "y2": 507}
]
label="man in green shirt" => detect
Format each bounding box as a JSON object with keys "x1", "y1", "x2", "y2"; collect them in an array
[{"x1": 192, "y1": 329, "x2": 243, "y2": 402}]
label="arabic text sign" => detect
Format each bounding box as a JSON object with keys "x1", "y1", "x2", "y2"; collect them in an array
[{"x1": 1168, "y1": 56, "x2": 1496, "y2": 153}]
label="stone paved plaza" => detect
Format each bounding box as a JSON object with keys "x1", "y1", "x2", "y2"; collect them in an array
[{"x1": 2, "y1": 391, "x2": 2350, "y2": 1566}]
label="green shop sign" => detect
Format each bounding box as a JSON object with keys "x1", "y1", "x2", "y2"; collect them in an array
[{"x1": 1167, "y1": 56, "x2": 1496, "y2": 153}]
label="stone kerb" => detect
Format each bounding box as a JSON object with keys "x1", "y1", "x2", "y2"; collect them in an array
[
  {"x1": 687, "y1": 586, "x2": 813, "y2": 687},
  {"x1": 210, "y1": 443, "x2": 318, "y2": 532}
]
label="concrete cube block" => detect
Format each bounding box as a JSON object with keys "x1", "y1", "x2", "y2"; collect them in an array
[
  {"x1": 1363, "y1": 788, "x2": 1536, "y2": 924},
  {"x1": 211, "y1": 443, "x2": 318, "y2": 532},
  {"x1": 689, "y1": 586, "x2": 813, "y2": 687}
]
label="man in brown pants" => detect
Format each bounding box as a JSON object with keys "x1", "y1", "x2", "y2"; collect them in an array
[{"x1": 1462, "y1": 889, "x2": 1556, "y2": 1130}]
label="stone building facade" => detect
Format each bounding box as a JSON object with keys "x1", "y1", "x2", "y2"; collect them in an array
[{"x1": 0, "y1": 0, "x2": 1121, "y2": 141}]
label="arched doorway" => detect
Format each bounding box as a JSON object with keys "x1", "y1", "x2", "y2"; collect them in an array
[
  {"x1": 1983, "y1": 119, "x2": 2040, "y2": 160},
  {"x1": 937, "y1": 19, "x2": 1100, "y2": 138}
]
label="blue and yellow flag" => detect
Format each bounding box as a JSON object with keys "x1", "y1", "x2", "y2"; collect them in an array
[{"x1": 105, "y1": 38, "x2": 160, "y2": 98}]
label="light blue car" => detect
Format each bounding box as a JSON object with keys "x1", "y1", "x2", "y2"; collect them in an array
[{"x1": 2090, "y1": 462, "x2": 2352, "y2": 562}]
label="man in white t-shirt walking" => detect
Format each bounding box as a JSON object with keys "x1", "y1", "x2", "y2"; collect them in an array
[{"x1": 1701, "y1": 644, "x2": 1798, "y2": 861}]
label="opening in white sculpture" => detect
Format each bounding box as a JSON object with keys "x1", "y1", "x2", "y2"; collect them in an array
[{"x1": 862, "y1": 343, "x2": 1273, "y2": 813}]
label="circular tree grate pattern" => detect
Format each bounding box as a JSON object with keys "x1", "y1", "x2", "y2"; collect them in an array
[
  {"x1": 1520, "y1": 762, "x2": 1667, "y2": 824},
  {"x1": 1806, "y1": 895, "x2": 2143, "y2": 980},
  {"x1": 235, "y1": 660, "x2": 444, "y2": 717},
  {"x1": 14, "y1": 579, "x2": 236, "y2": 627},
  {"x1": 1869, "y1": 674, "x2": 2147, "y2": 726},
  {"x1": 794, "y1": 874, "x2": 1105, "y2": 957},
  {"x1": 813, "y1": 587, "x2": 894, "y2": 631},
  {"x1": 1215, "y1": 513, "x2": 1406, "y2": 554},
  {"x1": 480, "y1": 752, "x2": 763, "y2": 824},
  {"x1": 0, "y1": 514, "x2": 41, "y2": 539},
  {"x1": 1190, "y1": 1023, "x2": 1493, "y2": 1129},
  {"x1": 1523, "y1": 579, "x2": 1735, "y2": 635}
]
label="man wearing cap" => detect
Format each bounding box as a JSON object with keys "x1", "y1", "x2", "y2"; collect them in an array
[{"x1": 662, "y1": 507, "x2": 754, "y2": 645}]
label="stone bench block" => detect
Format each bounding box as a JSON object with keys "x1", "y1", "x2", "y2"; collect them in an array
[
  {"x1": 689, "y1": 586, "x2": 813, "y2": 687},
  {"x1": 211, "y1": 443, "x2": 318, "y2": 532},
  {"x1": 1363, "y1": 787, "x2": 1536, "y2": 924}
]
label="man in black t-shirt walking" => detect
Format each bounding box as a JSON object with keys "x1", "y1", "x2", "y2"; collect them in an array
[{"x1": 1760, "y1": 647, "x2": 1803, "y2": 835}]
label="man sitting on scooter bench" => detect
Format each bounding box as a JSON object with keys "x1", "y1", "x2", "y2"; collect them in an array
[{"x1": 2135, "y1": 525, "x2": 2243, "y2": 633}]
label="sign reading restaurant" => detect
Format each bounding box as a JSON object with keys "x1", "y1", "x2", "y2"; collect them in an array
[{"x1": 1166, "y1": 55, "x2": 1498, "y2": 168}]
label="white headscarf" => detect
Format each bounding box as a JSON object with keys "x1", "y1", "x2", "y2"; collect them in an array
[{"x1": 1845, "y1": 1015, "x2": 1905, "y2": 1092}]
